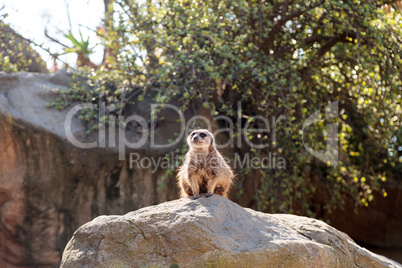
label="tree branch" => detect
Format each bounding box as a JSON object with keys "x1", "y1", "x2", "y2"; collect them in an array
[
  {"x1": 315, "y1": 32, "x2": 358, "y2": 59},
  {"x1": 263, "y1": 0, "x2": 325, "y2": 49},
  {"x1": 44, "y1": 29, "x2": 70, "y2": 48}
]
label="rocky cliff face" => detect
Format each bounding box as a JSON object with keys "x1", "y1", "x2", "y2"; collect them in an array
[
  {"x1": 60, "y1": 195, "x2": 400, "y2": 268},
  {"x1": 0, "y1": 72, "x2": 180, "y2": 267}
]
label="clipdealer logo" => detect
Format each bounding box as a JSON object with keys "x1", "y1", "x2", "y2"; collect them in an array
[{"x1": 64, "y1": 101, "x2": 338, "y2": 167}]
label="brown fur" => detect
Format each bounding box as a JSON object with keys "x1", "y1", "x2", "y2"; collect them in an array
[{"x1": 177, "y1": 129, "x2": 234, "y2": 199}]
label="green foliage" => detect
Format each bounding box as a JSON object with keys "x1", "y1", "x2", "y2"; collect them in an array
[
  {"x1": 62, "y1": 30, "x2": 95, "y2": 57},
  {"x1": 49, "y1": 0, "x2": 401, "y2": 217},
  {"x1": 0, "y1": 15, "x2": 34, "y2": 72}
]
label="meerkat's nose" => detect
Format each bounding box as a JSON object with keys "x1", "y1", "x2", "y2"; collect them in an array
[{"x1": 192, "y1": 135, "x2": 200, "y2": 143}]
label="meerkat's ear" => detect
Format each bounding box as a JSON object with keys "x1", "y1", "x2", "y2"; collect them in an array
[{"x1": 210, "y1": 136, "x2": 214, "y2": 145}]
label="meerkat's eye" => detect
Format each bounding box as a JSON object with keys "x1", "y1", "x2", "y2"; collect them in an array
[
  {"x1": 191, "y1": 132, "x2": 196, "y2": 137},
  {"x1": 200, "y1": 133, "x2": 207, "y2": 138}
]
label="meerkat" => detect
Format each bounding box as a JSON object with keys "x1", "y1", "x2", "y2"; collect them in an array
[{"x1": 177, "y1": 129, "x2": 234, "y2": 199}]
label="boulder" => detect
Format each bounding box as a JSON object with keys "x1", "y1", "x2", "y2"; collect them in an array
[{"x1": 60, "y1": 195, "x2": 400, "y2": 268}]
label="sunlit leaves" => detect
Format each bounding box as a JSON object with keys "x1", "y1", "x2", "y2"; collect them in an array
[{"x1": 0, "y1": 17, "x2": 45, "y2": 72}]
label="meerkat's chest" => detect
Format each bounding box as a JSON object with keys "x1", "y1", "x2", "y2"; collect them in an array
[{"x1": 189, "y1": 157, "x2": 217, "y2": 178}]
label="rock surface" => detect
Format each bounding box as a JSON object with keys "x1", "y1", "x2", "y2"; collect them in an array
[{"x1": 60, "y1": 195, "x2": 401, "y2": 268}]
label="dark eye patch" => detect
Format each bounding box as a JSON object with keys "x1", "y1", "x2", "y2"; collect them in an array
[
  {"x1": 200, "y1": 133, "x2": 207, "y2": 138},
  {"x1": 191, "y1": 132, "x2": 196, "y2": 137}
]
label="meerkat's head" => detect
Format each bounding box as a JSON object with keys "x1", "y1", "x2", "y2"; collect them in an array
[{"x1": 187, "y1": 129, "x2": 214, "y2": 150}]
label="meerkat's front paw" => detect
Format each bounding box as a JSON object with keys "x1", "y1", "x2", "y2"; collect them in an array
[
  {"x1": 206, "y1": 192, "x2": 213, "y2": 198},
  {"x1": 193, "y1": 194, "x2": 200, "y2": 200}
]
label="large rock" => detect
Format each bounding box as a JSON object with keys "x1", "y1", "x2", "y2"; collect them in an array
[{"x1": 60, "y1": 195, "x2": 400, "y2": 268}]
